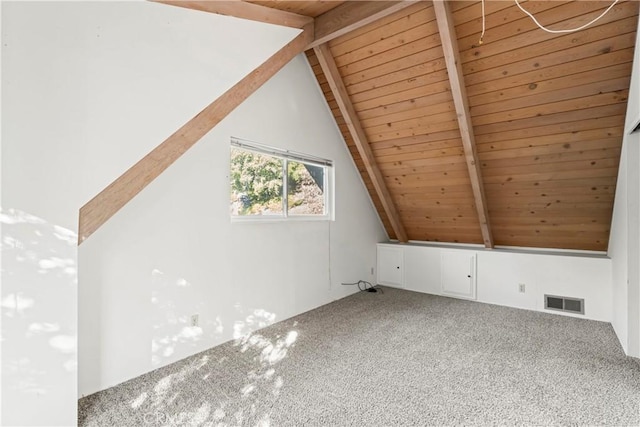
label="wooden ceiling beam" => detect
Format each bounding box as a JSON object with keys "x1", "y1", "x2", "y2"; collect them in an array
[
  {"x1": 310, "y1": 1, "x2": 419, "y2": 48},
  {"x1": 78, "y1": 23, "x2": 314, "y2": 244},
  {"x1": 433, "y1": 0, "x2": 494, "y2": 248},
  {"x1": 152, "y1": 0, "x2": 313, "y2": 28},
  {"x1": 314, "y1": 43, "x2": 408, "y2": 242}
]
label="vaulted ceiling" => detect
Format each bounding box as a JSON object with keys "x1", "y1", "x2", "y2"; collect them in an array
[
  {"x1": 80, "y1": 0, "x2": 639, "y2": 252},
  {"x1": 304, "y1": 0, "x2": 638, "y2": 251}
]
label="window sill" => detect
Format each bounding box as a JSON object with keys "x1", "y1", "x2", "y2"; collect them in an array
[{"x1": 230, "y1": 215, "x2": 333, "y2": 224}]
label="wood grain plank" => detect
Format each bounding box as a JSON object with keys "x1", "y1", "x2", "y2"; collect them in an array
[
  {"x1": 339, "y1": 30, "x2": 442, "y2": 77},
  {"x1": 314, "y1": 43, "x2": 408, "y2": 242},
  {"x1": 329, "y1": 2, "x2": 424, "y2": 48},
  {"x1": 477, "y1": 128, "x2": 624, "y2": 153},
  {"x1": 330, "y1": 3, "x2": 429, "y2": 56},
  {"x1": 311, "y1": 1, "x2": 419, "y2": 48},
  {"x1": 472, "y1": 89, "x2": 629, "y2": 127},
  {"x1": 454, "y1": 0, "x2": 559, "y2": 40},
  {"x1": 333, "y1": 14, "x2": 436, "y2": 67},
  {"x1": 368, "y1": 118, "x2": 460, "y2": 143},
  {"x1": 481, "y1": 158, "x2": 619, "y2": 177},
  {"x1": 463, "y1": 14, "x2": 639, "y2": 75},
  {"x1": 376, "y1": 145, "x2": 465, "y2": 164},
  {"x1": 372, "y1": 137, "x2": 463, "y2": 158},
  {"x1": 365, "y1": 109, "x2": 459, "y2": 136},
  {"x1": 358, "y1": 93, "x2": 453, "y2": 122},
  {"x1": 480, "y1": 147, "x2": 621, "y2": 170},
  {"x1": 467, "y1": 47, "x2": 635, "y2": 98},
  {"x1": 249, "y1": 1, "x2": 345, "y2": 18},
  {"x1": 470, "y1": 76, "x2": 631, "y2": 117},
  {"x1": 469, "y1": 62, "x2": 632, "y2": 109},
  {"x1": 434, "y1": 0, "x2": 493, "y2": 248},
  {"x1": 457, "y1": 1, "x2": 604, "y2": 53},
  {"x1": 354, "y1": 81, "x2": 451, "y2": 114},
  {"x1": 342, "y1": 45, "x2": 443, "y2": 88},
  {"x1": 370, "y1": 129, "x2": 463, "y2": 149},
  {"x1": 153, "y1": 0, "x2": 313, "y2": 27},
  {"x1": 474, "y1": 105, "x2": 626, "y2": 138},
  {"x1": 465, "y1": 31, "x2": 637, "y2": 88},
  {"x1": 361, "y1": 100, "x2": 454, "y2": 129},
  {"x1": 482, "y1": 167, "x2": 619, "y2": 185},
  {"x1": 485, "y1": 177, "x2": 617, "y2": 191},
  {"x1": 460, "y1": 2, "x2": 635, "y2": 64},
  {"x1": 379, "y1": 158, "x2": 469, "y2": 177},
  {"x1": 347, "y1": 54, "x2": 447, "y2": 96},
  {"x1": 350, "y1": 68, "x2": 450, "y2": 104}
]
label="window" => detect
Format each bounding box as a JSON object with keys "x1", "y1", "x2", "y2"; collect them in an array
[{"x1": 229, "y1": 138, "x2": 333, "y2": 220}]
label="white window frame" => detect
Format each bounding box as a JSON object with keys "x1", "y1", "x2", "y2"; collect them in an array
[{"x1": 230, "y1": 137, "x2": 334, "y2": 222}]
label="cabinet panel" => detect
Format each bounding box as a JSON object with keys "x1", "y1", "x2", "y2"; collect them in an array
[
  {"x1": 377, "y1": 246, "x2": 404, "y2": 287},
  {"x1": 441, "y1": 250, "x2": 476, "y2": 300},
  {"x1": 404, "y1": 246, "x2": 441, "y2": 294}
]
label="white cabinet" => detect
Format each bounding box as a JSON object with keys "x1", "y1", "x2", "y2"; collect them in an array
[
  {"x1": 404, "y1": 246, "x2": 441, "y2": 294},
  {"x1": 441, "y1": 250, "x2": 477, "y2": 300},
  {"x1": 377, "y1": 245, "x2": 404, "y2": 287},
  {"x1": 374, "y1": 243, "x2": 610, "y2": 321}
]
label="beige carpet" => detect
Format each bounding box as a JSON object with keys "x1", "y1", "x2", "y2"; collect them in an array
[{"x1": 79, "y1": 287, "x2": 640, "y2": 426}]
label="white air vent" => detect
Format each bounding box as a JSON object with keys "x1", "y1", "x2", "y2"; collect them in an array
[{"x1": 544, "y1": 294, "x2": 584, "y2": 315}]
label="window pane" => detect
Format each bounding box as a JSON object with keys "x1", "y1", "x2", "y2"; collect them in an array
[
  {"x1": 287, "y1": 161, "x2": 325, "y2": 215},
  {"x1": 230, "y1": 148, "x2": 284, "y2": 216}
]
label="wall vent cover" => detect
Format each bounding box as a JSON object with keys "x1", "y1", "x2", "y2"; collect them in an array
[{"x1": 544, "y1": 294, "x2": 584, "y2": 315}]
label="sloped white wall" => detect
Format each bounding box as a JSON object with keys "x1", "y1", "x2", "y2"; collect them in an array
[
  {"x1": 2, "y1": 1, "x2": 298, "y2": 232},
  {"x1": 78, "y1": 52, "x2": 386, "y2": 397},
  {"x1": 3, "y1": 1, "x2": 365, "y2": 424},
  {"x1": 608, "y1": 13, "x2": 640, "y2": 357}
]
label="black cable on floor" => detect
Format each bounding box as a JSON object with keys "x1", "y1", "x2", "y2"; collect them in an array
[{"x1": 341, "y1": 280, "x2": 383, "y2": 293}]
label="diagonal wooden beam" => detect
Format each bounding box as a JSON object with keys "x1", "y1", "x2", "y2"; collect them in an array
[
  {"x1": 313, "y1": 43, "x2": 408, "y2": 242},
  {"x1": 153, "y1": 0, "x2": 313, "y2": 29},
  {"x1": 433, "y1": 0, "x2": 493, "y2": 248},
  {"x1": 78, "y1": 23, "x2": 314, "y2": 244},
  {"x1": 310, "y1": 1, "x2": 418, "y2": 48}
]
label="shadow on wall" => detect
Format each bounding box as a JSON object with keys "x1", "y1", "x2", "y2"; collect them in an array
[
  {"x1": 151, "y1": 269, "x2": 208, "y2": 368},
  {"x1": 1, "y1": 208, "x2": 78, "y2": 426},
  {"x1": 150, "y1": 264, "x2": 290, "y2": 370},
  {"x1": 79, "y1": 304, "x2": 298, "y2": 426}
]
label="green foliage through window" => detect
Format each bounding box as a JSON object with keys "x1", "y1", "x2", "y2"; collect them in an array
[{"x1": 230, "y1": 142, "x2": 330, "y2": 218}]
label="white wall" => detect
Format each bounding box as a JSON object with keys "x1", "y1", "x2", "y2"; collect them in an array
[
  {"x1": 609, "y1": 134, "x2": 628, "y2": 352},
  {"x1": 382, "y1": 243, "x2": 612, "y2": 322},
  {"x1": 2, "y1": 1, "x2": 298, "y2": 232},
  {"x1": 608, "y1": 13, "x2": 640, "y2": 358},
  {"x1": 1, "y1": 209, "x2": 78, "y2": 427},
  {"x1": 2, "y1": 1, "x2": 386, "y2": 423},
  {"x1": 77, "y1": 53, "x2": 386, "y2": 397}
]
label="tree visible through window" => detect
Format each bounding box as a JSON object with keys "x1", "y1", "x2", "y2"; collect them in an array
[{"x1": 229, "y1": 139, "x2": 332, "y2": 219}]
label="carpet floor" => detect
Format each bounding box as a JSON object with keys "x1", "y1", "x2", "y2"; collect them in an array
[{"x1": 78, "y1": 287, "x2": 640, "y2": 426}]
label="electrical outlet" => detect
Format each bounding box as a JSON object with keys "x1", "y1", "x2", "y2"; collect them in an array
[
  {"x1": 518, "y1": 283, "x2": 526, "y2": 293},
  {"x1": 190, "y1": 314, "x2": 199, "y2": 327},
  {"x1": 371, "y1": 267, "x2": 374, "y2": 275}
]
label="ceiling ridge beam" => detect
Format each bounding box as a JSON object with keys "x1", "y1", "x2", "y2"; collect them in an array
[
  {"x1": 78, "y1": 23, "x2": 314, "y2": 244},
  {"x1": 152, "y1": 0, "x2": 314, "y2": 28},
  {"x1": 310, "y1": 0, "x2": 419, "y2": 48},
  {"x1": 313, "y1": 43, "x2": 408, "y2": 242},
  {"x1": 433, "y1": 0, "x2": 494, "y2": 248}
]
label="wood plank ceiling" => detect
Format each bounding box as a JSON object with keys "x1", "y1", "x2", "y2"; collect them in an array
[
  {"x1": 303, "y1": 0, "x2": 638, "y2": 251},
  {"x1": 86, "y1": 0, "x2": 638, "y2": 252}
]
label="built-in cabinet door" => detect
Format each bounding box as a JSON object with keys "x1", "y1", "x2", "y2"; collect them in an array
[
  {"x1": 441, "y1": 250, "x2": 477, "y2": 300},
  {"x1": 377, "y1": 246, "x2": 404, "y2": 288}
]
